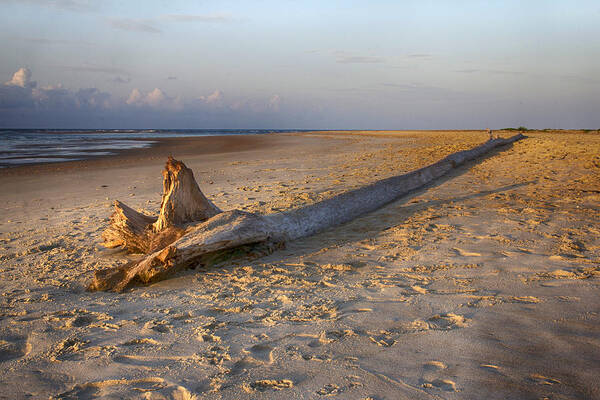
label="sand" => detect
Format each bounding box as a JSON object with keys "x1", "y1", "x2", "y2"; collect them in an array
[{"x1": 0, "y1": 130, "x2": 599, "y2": 399}]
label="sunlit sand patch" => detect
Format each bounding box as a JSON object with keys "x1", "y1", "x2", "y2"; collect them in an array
[
  {"x1": 197, "y1": 333, "x2": 221, "y2": 343},
  {"x1": 528, "y1": 374, "x2": 561, "y2": 385},
  {"x1": 122, "y1": 337, "x2": 160, "y2": 346},
  {"x1": 316, "y1": 383, "x2": 342, "y2": 396},
  {"x1": 400, "y1": 263, "x2": 481, "y2": 274},
  {"x1": 508, "y1": 296, "x2": 541, "y2": 304},
  {"x1": 480, "y1": 364, "x2": 502, "y2": 373},
  {"x1": 424, "y1": 361, "x2": 447, "y2": 370},
  {"x1": 319, "y1": 263, "x2": 353, "y2": 271},
  {"x1": 556, "y1": 295, "x2": 580, "y2": 302},
  {"x1": 369, "y1": 332, "x2": 396, "y2": 347},
  {"x1": 452, "y1": 248, "x2": 482, "y2": 257},
  {"x1": 422, "y1": 378, "x2": 457, "y2": 392},
  {"x1": 427, "y1": 313, "x2": 468, "y2": 330},
  {"x1": 248, "y1": 379, "x2": 293, "y2": 391},
  {"x1": 411, "y1": 285, "x2": 428, "y2": 294},
  {"x1": 530, "y1": 266, "x2": 600, "y2": 282},
  {"x1": 57, "y1": 377, "x2": 198, "y2": 399},
  {"x1": 51, "y1": 336, "x2": 90, "y2": 361}
]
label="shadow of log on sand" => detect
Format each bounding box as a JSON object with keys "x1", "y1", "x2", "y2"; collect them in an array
[{"x1": 89, "y1": 134, "x2": 525, "y2": 292}]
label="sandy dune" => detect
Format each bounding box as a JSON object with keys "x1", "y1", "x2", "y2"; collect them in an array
[{"x1": 0, "y1": 130, "x2": 599, "y2": 399}]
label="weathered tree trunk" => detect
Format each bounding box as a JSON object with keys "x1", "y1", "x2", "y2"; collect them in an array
[
  {"x1": 152, "y1": 157, "x2": 221, "y2": 232},
  {"x1": 89, "y1": 134, "x2": 525, "y2": 292},
  {"x1": 101, "y1": 200, "x2": 157, "y2": 253},
  {"x1": 101, "y1": 157, "x2": 220, "y2": 254}
]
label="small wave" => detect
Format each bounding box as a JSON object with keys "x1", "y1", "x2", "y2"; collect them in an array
[{"x1": 0, "y1": 129, "x2": 308, "y2": 167}]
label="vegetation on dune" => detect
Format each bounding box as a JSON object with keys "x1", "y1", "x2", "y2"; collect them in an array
[{"x1": 502, "y1": 127, "x2": 599, "y2": 133}]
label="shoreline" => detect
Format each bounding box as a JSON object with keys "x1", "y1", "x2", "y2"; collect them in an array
[
  {"x1": 2, "y1": 129, "x2": 596, "y2": 176},
  {"x1": 0, "y1": 133, "x2": 282, "y2": 176}
]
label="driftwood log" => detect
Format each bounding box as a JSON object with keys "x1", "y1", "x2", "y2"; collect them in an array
[{"x1": 90, "y1": 134, "x2": 525, "y2": 292}]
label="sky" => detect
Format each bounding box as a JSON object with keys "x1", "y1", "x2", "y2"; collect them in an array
[{"x1": 0, "y1": 0, "x2": 599, "y2": 129}]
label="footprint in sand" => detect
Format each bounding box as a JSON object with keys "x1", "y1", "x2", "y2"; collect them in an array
[
  {"x1": 480, "y1": 364, "x2": 502, "y2": 374},
  {"x1": 143, "y1": 319, "x2": 172, "y2": 334},
  {"x1": 317, "y1": 383, "x2": 342, "y2": 396},
  {"x1": 229, "y1": 356, "x2": 263, "y2": 375},
  {"x1": 57, "y1": 377, "x2": 196, "y2": 399},
  {"x1": 424, "y1": 379, "x2": 457, "y2": 392},
  {"x1": 452, "y1": 248, "x2": 481, "y2": 257},
  {"x1": 424, "y1": 361, "x2": 447, "y2": 371},
  {"x1": 427, "y1": 313, "x2": 468, "y2": 330},
  {"x1": 50, "y1": 309, "x2": 112, "y2": 330},
  {"x1": 0, "y1": 334, "x2": 31, "y2": 362},
  {"x1": 52, "y1": 337, "x2": 89, "y2": 361},
  {"x1": 508, "y1": 296, "x2": 540, "y2": 304},
  {"x1": 250, "y1": 379, "x2": 293, "y2": 391},
  {"x1": 344, "y1": 375, "x2": 363, "y2": 388},
  {"x1": 248, "y1": 343, "x2": 274, "y2": 363},
  {"x1": 421, "y1": 360, "x2": 457, "y2": 391},
  {"x1": 421, "y1": 378, "x2": 457, "y2": 392},
  {"x1": 368, "y1": 332, "x2": 396, "y2": 347},
  {"x1": 309, "y1": 331, "x2": 333, "y2": 348},
  {"x1": 122, "y1": 337, "x2": 160, "y2": 346},
  {"x1": 528, "y1": 374, "x2": 561, "y2": 385},
  {"x1": 326, "y1": 329, "x2": 355, "y2": 341},
  {"x1": 198, "y1": 333, "x2": 221, "y2": 343}
]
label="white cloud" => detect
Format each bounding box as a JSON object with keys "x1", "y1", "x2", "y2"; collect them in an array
[
  {"x1": 0, "y1": 67, "x2": 299, "y2": 127},
  {"x1": 126, "y1": 87, "x2": 182, "y2": 110},
  {"x1": 198, "y1": 89, "x2": 223, "y2": 104},
  {"x1": 126, "y1": 88, "x2": 142, "y2": 105},
  {"x1": 145, "y1": 88, "x2": 167, "y2": 107},
  {"x1": 1, "y1": 68, "x2": 114, "y2": 111},
  {"x1": 5, "y1": 67, "x2": 36, "y2": 88}
]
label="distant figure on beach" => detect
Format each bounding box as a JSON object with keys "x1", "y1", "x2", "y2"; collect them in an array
[{"x1": 487, "y1": 128, "x2": 494, "y2": 140}]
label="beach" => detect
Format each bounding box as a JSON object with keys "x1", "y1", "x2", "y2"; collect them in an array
[{"x1": 0, "y1": 130, "x2": 599, "y2": 399}]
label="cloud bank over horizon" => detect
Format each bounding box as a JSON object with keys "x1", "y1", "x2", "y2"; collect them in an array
[
  {"x1": 0, "y1": 67, "x2": 288, "y2": 128},
  {"x1": 1, "y1": 1, "x2": 599, "y2": 129}
]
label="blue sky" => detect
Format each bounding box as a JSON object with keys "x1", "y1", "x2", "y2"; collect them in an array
[{"x1": 1, "y1": 0, "x2": 599, "y2": 128}]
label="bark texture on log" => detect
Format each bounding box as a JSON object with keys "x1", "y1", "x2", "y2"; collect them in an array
[
  {"x1": 101, "y1": 200, "x2": 157, "y2": 253},
  {"x1": 89, "y1": 210, "x2": 274, "y2": 292},
  {"x1": 152, "y1": 157, "x2": 221, "y2": 232},
  {"x1": 268, "y1": 133, "x2": 525, "y2": 240},
  {"x1": 90, "y1": 134, "x2": 525, "y2": 292}
]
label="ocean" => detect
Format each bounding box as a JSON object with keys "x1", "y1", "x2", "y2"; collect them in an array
[{"x1": 0, "y1": 129, "x2": 299, "y2": 167}]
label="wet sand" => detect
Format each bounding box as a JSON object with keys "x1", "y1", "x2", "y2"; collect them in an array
[
  {"x1": 0, "y1": 133, "x2": 278, "y2": 176},
  {"x1": 0, "y1": 130, "x2": 599, "y2": 399}
]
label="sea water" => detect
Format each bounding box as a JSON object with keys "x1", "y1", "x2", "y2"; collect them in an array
[{"x1": 0, "y1": 129, "x2": 298, "y2": 167}]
